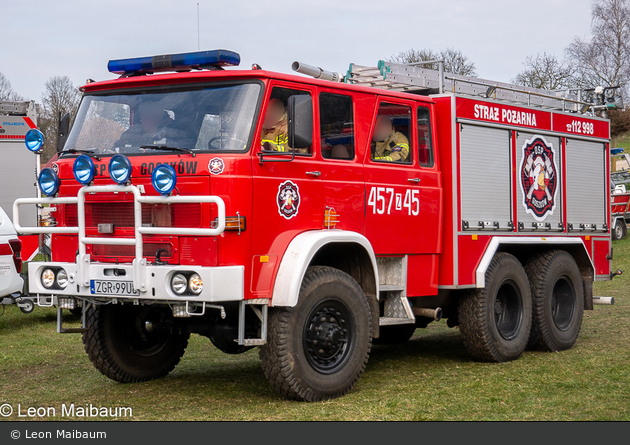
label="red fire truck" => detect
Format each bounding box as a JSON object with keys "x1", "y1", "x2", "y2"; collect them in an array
[{"x1": 13, "y1": 50, "x2": 618, "y2": 401}]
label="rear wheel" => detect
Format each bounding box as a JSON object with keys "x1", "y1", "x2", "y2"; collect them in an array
[
  {"x1": 259, "y1": 266, "x2": 372, "y2": 401},
  {"x1": 82, "y1": 304, "x2": 189, "y2": 383},
  {"x1": 458, "y1": 253, "x2": 532, "y2": 362},
  {"x1": 524, "y1": 250, "x2": 584, "y2": 352},
  {"x1": 613, "y1": 219, "x2": 625, "y2": 240}
]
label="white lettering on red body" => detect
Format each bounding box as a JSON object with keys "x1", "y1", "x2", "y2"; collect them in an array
[{"x1": 474, "y1": 103, "x2": 538, "y2": 127}]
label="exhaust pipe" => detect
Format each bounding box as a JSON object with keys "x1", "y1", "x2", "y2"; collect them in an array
[
  {"x1": 593, "y1": 296, "x2": 615, "y2": 305},
  {"x1": 412, "y1": 307, "x2": 443, "y2": 321},
  {"x1": 292, "y1": 61, "x2": 344, "y2": 82}
]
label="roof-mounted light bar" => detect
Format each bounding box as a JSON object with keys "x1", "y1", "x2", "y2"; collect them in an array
[{"x1": 107, "y1": 49, "x2": 241, "y2": 76}]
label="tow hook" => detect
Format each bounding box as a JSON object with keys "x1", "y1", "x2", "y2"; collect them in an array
[{"x1": 610, "y1": 269, "x2": 623, "y2": 279}]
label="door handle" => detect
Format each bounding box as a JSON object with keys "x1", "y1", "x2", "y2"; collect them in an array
[
  {"x1": 306, "y1": 171, "x2": 321, "y2": 177},
  {"x1": 408, "y1": 178, "x2": 421, "y2": 184}
]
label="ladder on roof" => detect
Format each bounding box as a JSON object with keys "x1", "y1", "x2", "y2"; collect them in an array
[{"x1": 345, "y1": 60, "x2": 591, "y2": 114}]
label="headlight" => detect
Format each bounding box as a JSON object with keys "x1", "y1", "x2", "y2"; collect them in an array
[
  {"x1": 38, "y1": 168, "x2": 61, "y2": 196},
  {"x1": 56, "y1": 269, "x2": 68, "y2": 289},
  {"x1": 41, "y1": 268, "x2": 55, "y2": 288},
  {"x1": 171, "y1": 273, "x2": 187, "y2": 295},
  {"x1": 151, "y1": 164, "x2": 177, "y2": 195},
  {"x1": 25, "y1": 129, "x2": 45, "y2": 153},
  {"x1": 188, "y1": 273, "x2": 203, "y2": 295},
  {"x1": 109, "y1": 154, "x2": 132, "y2": 184},
  {"x1": 73, "y1": 155, "x2": 96, "y2": 184}
]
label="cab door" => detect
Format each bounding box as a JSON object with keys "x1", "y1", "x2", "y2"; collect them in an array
[
  {"x1": 317, "y1": 91, "x2": 365, "y2": 233},
  {"x1": 250, "y1": 83, "x2": 322, "y2": 298},
  {"x1": 364, "y1": 99, "x2": 441, "y2": 256}
]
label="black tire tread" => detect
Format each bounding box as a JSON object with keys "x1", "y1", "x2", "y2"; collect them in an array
[
  {"x1": 259, "y1": 266, "x2": 372, "y2": 401},
  {"x1": 82, "y1": 304, "x2": 189, "y2": 383},
  {"x1": 458, "y1": 252, "x2": 531, "y2": 363}
]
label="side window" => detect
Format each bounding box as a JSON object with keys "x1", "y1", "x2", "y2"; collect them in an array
[
  {"x1": 319, "y1": 93, "x2": 354, "y2": 160},
  {"x1": 261, "y1": 86, "x2": 312, "y2": 156},
  {"x1": 371, "y1": 102, "x2": 412, "y2": 164},
  {"x1": 417, "y1": 106, "x2": 434, "y2": 167}
]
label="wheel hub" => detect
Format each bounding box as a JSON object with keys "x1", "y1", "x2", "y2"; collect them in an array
[
  {"x1": 494, "y1": 280, "x2": 523, "y2": 341},
  {"x1": 304, "y1": 304, "x2": 352, "y2": 374},
  {"x1": 551, "y1": 276, "x2": 575, "y2": 331}
]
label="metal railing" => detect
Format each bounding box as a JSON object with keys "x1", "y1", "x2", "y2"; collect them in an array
[{"x1": 13, "y1": 185, "x2": 226, "y2": 291}]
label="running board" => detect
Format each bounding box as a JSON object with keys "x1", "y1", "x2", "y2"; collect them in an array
[
  {"x1": 377, "y1": 256, "x2": 415, "y2": 326},
  {"x1": 237, "y1": 299, "x2": 268, "y2": 346},
  {"x1": 57, "y1": 305, "x2": 87, "y2": 334}
]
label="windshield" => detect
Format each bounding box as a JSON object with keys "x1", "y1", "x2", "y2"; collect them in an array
[{"x1": 64, "y1": 82, "x2": 261, "y2": 154}]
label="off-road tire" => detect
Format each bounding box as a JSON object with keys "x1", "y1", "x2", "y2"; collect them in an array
[
  {"x1": 458, "y1": 252, "x2": 532, "y2": 362},
  {"x1": 259, "y1": 266, "x2": 372, "y2": 401},
  {"x1": 524, "y1": 250, "x2": 584, "y2": 352},
  {"x1": 373, "y1": 324, "x2": 416, "y2": 345},
  {"x1": 82, "y1": 304, "x2": 189, "y2": 383}
]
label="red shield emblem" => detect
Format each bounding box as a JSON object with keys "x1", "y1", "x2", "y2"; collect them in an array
[
  {"x1": 519, "y1": 135, "x2": 558, "y2": 221},
  {"x1": 277, "y1": 180, "x2": 300, "y2": 219}
]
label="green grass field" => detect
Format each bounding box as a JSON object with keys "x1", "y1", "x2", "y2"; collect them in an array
[{"x1": 1, "y1": 240, "x2": 629, "y2": 421}]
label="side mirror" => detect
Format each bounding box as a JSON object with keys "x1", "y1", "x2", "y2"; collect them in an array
[
  {"x1": 287, "y1": 95, "x2": 313, "y2": 149},
  {"x1": 56, "y1": 112, "x2": 70, "y2": 153}
]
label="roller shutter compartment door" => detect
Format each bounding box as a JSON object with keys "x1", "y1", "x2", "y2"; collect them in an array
[
  {"x1": 459, "y1": 124, "x2": 512, "y2": 231},
  {"x1": 565, "y1": 139, "x2": 607, "y2": 232}
]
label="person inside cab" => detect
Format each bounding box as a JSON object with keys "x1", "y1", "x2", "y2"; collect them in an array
[
  {"x1": 114, "y1": 101, "x2": 170, "y2": 149},
  {"x1": 261, "y1": 98, "x2": 289, "y2": 152},
  {"x1": 371, "y1": 115, "x2": 409, "y2": 162}
]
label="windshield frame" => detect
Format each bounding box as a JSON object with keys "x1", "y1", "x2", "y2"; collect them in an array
[{"x1": 64, "y1": 79, "x2": 265, "y2": 157}]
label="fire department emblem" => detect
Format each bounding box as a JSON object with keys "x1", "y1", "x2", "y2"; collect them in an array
[
  {"x1": 277, "y1": 180, "x2": 300, "y2": 219},
  {"x1": 519, "y1": 135, "x2": 558, "y2": 221},
  {"x1": 208, "y1": 158, "x2": 224, "y2": 175}
]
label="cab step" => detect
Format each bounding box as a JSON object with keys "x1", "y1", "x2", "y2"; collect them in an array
[{"x1": 376, "y1": 256, "x2": 415, "y2": 326}]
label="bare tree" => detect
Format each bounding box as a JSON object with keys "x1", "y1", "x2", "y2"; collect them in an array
[
  {"x1": 512, "y1": 53, "x2": 577, "y2": 90},
  {"x1": 567, "y1": 0, "x2": 630, "y2": 96},
  {"x1": 0, "y1": 72, "x2": 23, "y2": 101},
  {"x1": 39, "y1": 76, "x2": 81, "y2": 164},
  {"x1": 388, "y1": 47, "x2": 477, "y2": 77}
]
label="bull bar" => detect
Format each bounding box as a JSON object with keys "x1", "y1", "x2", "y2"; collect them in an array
[{"x1": 12, "y1": 185, "x2": 244, "y2": 308}]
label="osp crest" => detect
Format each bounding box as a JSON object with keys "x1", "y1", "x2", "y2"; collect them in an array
[{"x1": 519, "y1": 135, "x2": 558, "y2": 221}]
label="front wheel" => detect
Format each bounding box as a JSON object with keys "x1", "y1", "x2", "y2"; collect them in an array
[
  {"x1": 259, "y1": 266, "x2": 372, "y2": 401},
  {"x1": 458, "y1": 253, "x2": 532, "y2": 362},
  {"x1": 82, "y1": 304, "x2": 189, "y2": 383}
]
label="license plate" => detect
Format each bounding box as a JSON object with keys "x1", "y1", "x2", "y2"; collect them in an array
[{"x1": 90, "y1": 280, "x2": 139, "y2": 296}]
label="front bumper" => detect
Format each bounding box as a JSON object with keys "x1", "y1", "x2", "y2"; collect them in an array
[{"x1": 27, "y1": 261, "x2": 244, "y2": 303}]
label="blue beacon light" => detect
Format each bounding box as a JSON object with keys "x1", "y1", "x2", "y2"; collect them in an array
[
  {"x1": 25, "y1": 129, "x2": 45, "y2": 153},
  {"x1": 73, "y1": 155, "x2": 96, "y2": 185},
  {"x1": 109, "y1": 155, "x2": 132, "y2": 184},
  {"x1": 151, "y1": 164, "x2": 177, "y2": 195},
  {"x1": 38, "y1": 168, "x2": 61, "y2": 196},
  {"x1": 107, "y1": 50, "x2": 241, "y2": 75}
]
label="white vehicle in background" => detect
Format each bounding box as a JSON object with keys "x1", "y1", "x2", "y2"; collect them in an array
[{"x1": 0, "y1": 206, "x2": 29, "y2": 312}]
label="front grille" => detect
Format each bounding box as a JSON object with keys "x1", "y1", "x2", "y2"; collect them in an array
[
  {"x1": 65, "y1": 203, "x2": 202, "y2": 228},
  {"x1": 91, "y1": 242, "x2": 173, "y2": 260}
]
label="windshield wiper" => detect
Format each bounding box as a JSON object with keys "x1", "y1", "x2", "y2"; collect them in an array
[
  {"x1": 61, "y1": 149, "x2": 102, "y2": 161},
  {"x1": 140, "y1": 145, "x2": 196, "y2": 157}
]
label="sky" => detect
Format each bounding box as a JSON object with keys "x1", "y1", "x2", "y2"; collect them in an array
[{"x1": 1, "y1": 0, "x2": 595, "y2": 103}]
